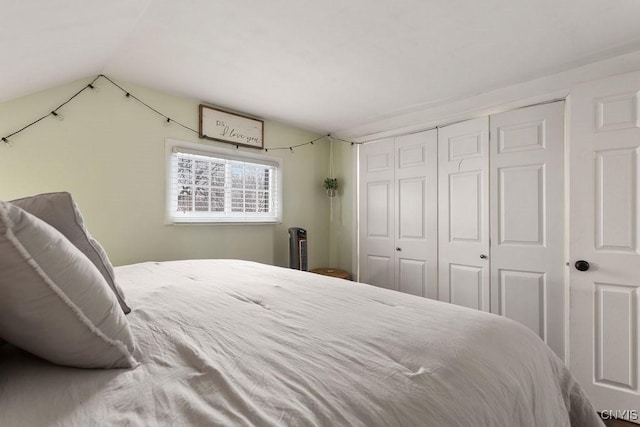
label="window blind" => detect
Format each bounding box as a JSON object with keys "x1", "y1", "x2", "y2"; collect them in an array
[{"x1": 168, "y1": 145, "x2": 281, "y2": 223}]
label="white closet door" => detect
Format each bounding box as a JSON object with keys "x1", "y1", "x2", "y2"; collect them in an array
[
  {"x1": 359, "y1": 138, "x2": 395, "y2": 289},
  {"x1": 438, "y1": 117, "x2": 490, "y2": 311},
  {"x1": 394, "y1": 130, "x2": 438, "y2": 298},
  {"x1": 570, "y1": 71, "x2": 640, "y2": 411},
  {"x1": 489, "y1": 102, "x2": 565, "y2": 358}
]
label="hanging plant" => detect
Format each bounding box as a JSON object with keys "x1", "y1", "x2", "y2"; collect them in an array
[{"x1": 323, "y1": 178, "x2": 339, "y2": 197}]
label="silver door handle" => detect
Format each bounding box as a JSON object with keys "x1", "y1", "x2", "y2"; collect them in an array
[
  {"x1": 480, "y1": 254, "x2": 488, "y2": 259},
  {"x1": 396, "y1": 247, "x2": 402, "y2": 252}
]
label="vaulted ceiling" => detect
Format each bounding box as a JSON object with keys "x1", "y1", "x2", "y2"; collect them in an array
[{"x1": 3, "y1": 0, "x2": 640, "y2": 134}]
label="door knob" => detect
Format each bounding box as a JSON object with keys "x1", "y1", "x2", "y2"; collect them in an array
[
  {"x1": 479, "y1": 254, "x2": 488, "y2": 259},
  {"x1": 574, "y1": 260, "x2": 590, "y2": 271},
  {"x1": 396, "y1": 247, "x2": 402, "y2": 252}
]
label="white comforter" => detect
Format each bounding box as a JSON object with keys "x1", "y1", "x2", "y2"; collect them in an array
[{"x1": 0, "y1": 259, "x2": 602, "y2": 426}]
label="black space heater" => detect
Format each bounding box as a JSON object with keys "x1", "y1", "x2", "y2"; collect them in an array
[{"x1": 288, "y1": 227, "x2": 308, "y2": 271}]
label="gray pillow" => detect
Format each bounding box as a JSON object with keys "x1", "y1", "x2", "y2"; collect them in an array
[
  {"x1": 0, "y1": 201, "x2": 138, "y2": 369},
  {"x1": 11, "y1": 192, "x2": 130, "y2": 314}
]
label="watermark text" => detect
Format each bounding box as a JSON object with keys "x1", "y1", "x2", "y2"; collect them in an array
[{"x1": 601, "y1": 409, "x2": 638, "y2": 421}]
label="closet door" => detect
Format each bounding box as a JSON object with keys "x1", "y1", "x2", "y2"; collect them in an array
[
  {"x1": 489, "y1": 102, "x2": 565, "y2": 358},
  {"x1": 359, "y1": 131, "x2": 437, "y2": 296},
  {"x1": 569, "y1": 71, "x2": 640, "y2": 411},
  {"x1": 359, "y1": 138, "x2": 395, "y2": 289},
  {"x1": 438, "y1": 118, "x2": 490, "y2": 311},
  {"x1": 394, "y1": 130, "x2": 438, "y2": 298}
]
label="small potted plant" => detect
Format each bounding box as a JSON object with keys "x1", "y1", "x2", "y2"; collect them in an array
[{"x1": 323, "y1": 178, "x2": 339, "y2": 197}]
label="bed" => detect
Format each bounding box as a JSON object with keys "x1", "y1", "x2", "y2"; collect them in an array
[
  {"x1": 1, "y1": 193, "x2": 603, "y2": 426},
  {"x1": 0, "y1": 258, "x2": 603, "y2": 426}
]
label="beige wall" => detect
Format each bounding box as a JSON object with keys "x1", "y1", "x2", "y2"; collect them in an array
[
  {"x1": 328, "y1": 141, "x2": 355, "y2": 276},
  {"x1": 0, "y1": 77, "x2": 333, "y2": 269}
]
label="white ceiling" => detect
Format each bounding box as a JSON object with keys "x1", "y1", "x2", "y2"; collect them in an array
[{"x1": 3, "y1": 0, "x2": 640, "y2": 135}]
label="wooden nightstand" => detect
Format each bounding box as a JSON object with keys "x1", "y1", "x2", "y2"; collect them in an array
[{"x1": 310, "y1": 268, "x2": 351, "y2": 280}]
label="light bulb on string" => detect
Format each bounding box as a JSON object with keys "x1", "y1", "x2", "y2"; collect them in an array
[{"x1": 0, "y1": 73, "x2": 360, "y2": 150}]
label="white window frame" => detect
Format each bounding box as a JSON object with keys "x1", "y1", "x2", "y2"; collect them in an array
[{"x1": 165, "y1": 139, "x2": 283, "y2": 224}]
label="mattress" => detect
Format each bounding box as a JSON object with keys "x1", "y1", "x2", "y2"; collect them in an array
[{"x1": 0, "y1": 259, "x2": 603, "y2": 426}]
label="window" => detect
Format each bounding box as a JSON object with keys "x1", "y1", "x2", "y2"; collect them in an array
[{"x1": 166, "y1": 140, "x2": 282, "y2": 223}]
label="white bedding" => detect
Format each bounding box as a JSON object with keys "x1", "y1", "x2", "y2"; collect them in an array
[{"x1": 0, "y1": 259, "x2": 602, "y2": 426}]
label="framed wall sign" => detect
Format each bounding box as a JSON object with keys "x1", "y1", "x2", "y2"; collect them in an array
[{"x1": 199, "y1": 104, "x2": 264, "y2": 149}]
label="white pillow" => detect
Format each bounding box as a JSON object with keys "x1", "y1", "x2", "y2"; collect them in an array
[
  {"x1": 0, "y1": 201, "x2": 138, "y2": 369},
  {"x1": 11, "y1": 192, "x2": 131, "y2": 314}
]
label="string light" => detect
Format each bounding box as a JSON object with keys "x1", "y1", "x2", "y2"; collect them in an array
[
  {"x1": 263, "y1": 134, "x2": 363, "y2": 153},
  {"x1": 50, "y1": 111, "x2": 64, "y2": 121},
  {"x1": 0, "y1": 74, "x2": 363, "y2": 151}
]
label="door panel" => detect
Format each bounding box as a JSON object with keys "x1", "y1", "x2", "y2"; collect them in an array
[
  {"x1": 498, "y1": 165, "x2": 544, "y2": 245},
  {"x1": 570, "y1": 71, "x2": 640, "y2": 411},
  {"x1": 594, "y1": 283, "x2": 638, "y2": 390},
  {"x1": 398, "y1": 258, "x2": 426, "y2": 296},
  {"x1": 497, "y1": 119, "x2": 545, "y2": 153},
  {"x1": 490, "y1": 102, "x2": 565, "y2": 358},
  {"x1": 366, "y1": 255, "x2": 393, "y2": 290},
  {"x1": 398, "y1": 178, "x2": 425, "y2": 239},
  {"x1": 394, "y1": 130, "x2": 438, "y2": 298},
  {"x1": 438, "y1": 117, "x2": 490, "y2": 310},
  {"x1": 359, "y1": 130, "x2": 437, "y2": 298},
  {"x1": 594, "y1": 148, "x2": 639, "y2": 252},
  {"x1": 449, "y1": 172, "x2": 482, "y2": 241},
  {"x1": 359, "y1": 139, "x2": 395, "y2": 288},
  {"x1": 366, "y1": 182, "x2": 391, "y2": 237},
  {"x1": 449, "y1": 264, "x2": 484, "y2": 310},
  {"x1": 499, "y1": 269, "x2": 545, "y2": 337},
  {"x1": 448, "y1": 132, "x2": 484, "y2": 160}
]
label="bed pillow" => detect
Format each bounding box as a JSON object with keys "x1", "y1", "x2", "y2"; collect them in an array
[
  {"x1": 0, "y1": 201, "x2": 138, "y2": 369},
  {"x1": 11, "y1": 192, "x2": 131, "y2": 314}
]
